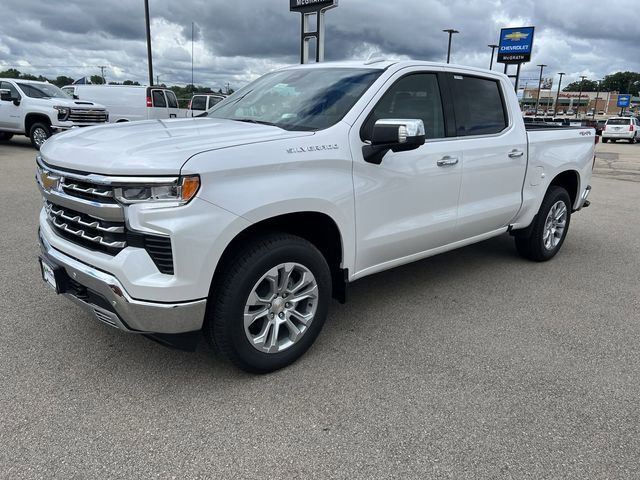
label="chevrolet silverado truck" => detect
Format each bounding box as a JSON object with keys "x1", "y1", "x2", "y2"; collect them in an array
[
  {"x1": 0, "y1": 78, "x2": 108, "y2": 149},
  {"x1": 36, "y1": 61, "x2": 595, "y2": 373}
]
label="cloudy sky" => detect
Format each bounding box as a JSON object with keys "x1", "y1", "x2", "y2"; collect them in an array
[{"x1": 0, "y1": 0, "x2": 637, "y2": 91}]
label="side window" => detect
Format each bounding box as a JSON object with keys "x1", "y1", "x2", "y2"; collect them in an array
[
  {"x1": 209, "y1": 96, "x2": 223, "y2": 108},
  {"x1": 0, "y1": 81, "x2": 20, "y2": 99},
  {"x1": 361, "y1": 73, "x2": 445, "y2": 141},
  {"x1": 152, "y1": 90, "x2": 167, "y2": 108},
  {"x1": 191, "y1": 96, "x2": 206, "y2": 110},
  {"x1": 166, "y1": 90, "x2": 178, "y2": 108},
  {"x1": 450, "y1": 75, "x2": 507, "y2": 136}
]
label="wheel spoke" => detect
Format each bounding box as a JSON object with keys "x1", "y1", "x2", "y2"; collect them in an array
[
  {"x1": 244, "y1": 308, "x2": 269, "y2": 329},
  {"x1": 283, "y1": 318, "x2": 302, "y2": 343},
  {"x1": 290, "y1": 283, "x2": 318, "y2": 304},
  {"x1": 289, "y1": 310, "x2": 313, "y2": 326}
]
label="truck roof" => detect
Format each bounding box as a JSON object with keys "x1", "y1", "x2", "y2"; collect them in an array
[{"x1": 0, "y1": 77, "x2": 52, "y2": 85}]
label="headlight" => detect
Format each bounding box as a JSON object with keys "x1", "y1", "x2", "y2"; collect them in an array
[
  {"x1": 53, "y1": 106, "x2": 70, "y2": 121},
  {"x1": 114, "y1": 175, "x2": 200, "y2": 206}
]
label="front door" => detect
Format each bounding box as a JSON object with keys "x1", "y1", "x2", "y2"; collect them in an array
[
  {"x1": 351, "y1": 71, "x2": 463, "y2": 276},
  {"x1": 0, "y1": 81, "x2": 22, "y2": 130}
]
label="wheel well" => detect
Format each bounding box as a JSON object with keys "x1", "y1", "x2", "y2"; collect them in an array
[
  {"x1": 213, "y1": 212, "x2": 347, "y2": 303},
  {"x1": 549, "y1": 170, "x2": 579, "y2": 208},
  {"x1": 24, "y1": 113, "x2": 51, "y2": 134}
]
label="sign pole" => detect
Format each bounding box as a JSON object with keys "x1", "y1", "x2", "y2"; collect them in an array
[{"x1": 290, "y1": 0, "x2": 338, "y2": 64}]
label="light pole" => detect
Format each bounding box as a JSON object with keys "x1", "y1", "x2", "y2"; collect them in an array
[
  {"x1": 488, "y1": 44, "x2": 499, "y2": 70},
  {"x1": 534, "y1": 64, "x2": 547, "y2": 115},
  {"x1": 144, "y1": 0, "x2": 154, "y2": 86},
  {"x1": 594, "y1": 80, "x2": 602, "y2": 117},
  {"x1": 554, "y1": 72, "x2": 565, "y2": 116},
  {"x1": 576, "y1": 75, "x2": 587, "y2": 118},
  {"x1": 443, "y1": 29, "x2": 459, "y2": 64}
]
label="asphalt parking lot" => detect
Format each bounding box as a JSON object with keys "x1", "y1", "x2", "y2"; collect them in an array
[{"x1": 1, "y1": 136, "x2": 639, "y2": 479}]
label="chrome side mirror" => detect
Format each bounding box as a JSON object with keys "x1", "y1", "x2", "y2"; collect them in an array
[{"x1": 363, "y1": 119, "x2": 426, "y2": 165}]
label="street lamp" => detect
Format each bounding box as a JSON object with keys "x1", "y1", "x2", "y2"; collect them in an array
[
  {"x1": 443, "y1": 29, "x2": 459, "y2": 64},
  {"x1": 144, "y1": 0, "x2": 153, "y2": 86},
  {"x1": 576, "y1": 75, "x2": 587, "y2": 118},
  {"x1": 554, "y1": 72, "x2": 565, "y2": 116},
  {"x1": 534, "y1": 64, "x2": 547, "y2": 115},
  {"x1": 488, "y1": 44, "x2": 499, "y2": 70}
]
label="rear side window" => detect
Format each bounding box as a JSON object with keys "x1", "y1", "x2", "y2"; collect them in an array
[
  {"x1": 152, "y1": 90, "x2": 166, "y2": 108},
  {"x1": 209, "y1": 96, "x2": 223, "y2": 108},
  {"x1": 606, "y1": 118, "x2": 631, "y2": 125},
  {"x1": 166, "y1": 90, "x2": 178, "y2": 108},
  {"x1": 361, "y1": 73, "x2": 446, "y2": 141},
  {"x1": 450, "y1": 75, "x2": 507, "y2": 136},
  {"x1": 191, "y1": 96, "x2": 207, "y2": 110}
]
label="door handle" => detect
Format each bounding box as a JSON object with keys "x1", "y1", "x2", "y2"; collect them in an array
[
  {"x1": 508, "y1": 150, "x2": 525, "y2": 158},
  {"x1": 437, "y1": 156, "x2": 459, "y2": 167}
]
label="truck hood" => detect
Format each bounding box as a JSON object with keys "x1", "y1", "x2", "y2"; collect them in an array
[
  {"x1": 40, "y1": 97, "x2": 107, "y2": 109},
  {"x1": 40, "y1": 118, "x2": 315, "y2": 175}
]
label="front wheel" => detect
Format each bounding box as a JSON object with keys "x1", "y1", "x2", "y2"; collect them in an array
[
  {"x1": 515, "y1": 186, "x2": 572, "y2": 262},
  {"x1": 205, "y1": 233, "x2": 332, "y2": 373},
  {"x1": 0, "y1": 132, "x2": 14, "y2": 142},
  {"x1": 29, "y1": 122, "x2": 52, "y2": 150}
]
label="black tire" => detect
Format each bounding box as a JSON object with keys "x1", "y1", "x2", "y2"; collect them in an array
[
  {"x1": 515, "y1": 186, "x2": 572, "y2": 262},
  {"x1": 204, "y1": 233, "x2": 332, "y2": 374},
  {"x1": 630, "y1": 136, "x2": 637, "y2": 144},
  {"x1": 29, "y1": 122, "x2": 52, "y2": 150},
  {"x1": 0, "y1": 132, "x2": 14, "y2": 142},
  {"x1": 602, "y1": 138, "x2": 608, "y2": 143}
]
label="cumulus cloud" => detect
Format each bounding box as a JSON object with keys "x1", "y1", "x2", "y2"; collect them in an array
[{"x1": 0, "y1": 0, "x2": 636, "y2": 90}]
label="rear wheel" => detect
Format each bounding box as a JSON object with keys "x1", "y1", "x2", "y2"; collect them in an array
[
  {"x1": 205, "y1": 233, "x2": 332, "y2": 373},
  {"x1": 0, "y1": 132, "x2": 13, "y2": 142},
  {"x1": 515, "y1": 186, "x2": 572, "y2": 262},
  {"x1": 630, "y1": 135, "x2": 637, "y2": 144},
  {"x1": 29, "y1": 122, "x2": 51, "y2": 150},
  {"x1": 602, "y1": 137, "x2": 608, "y2": 143}
]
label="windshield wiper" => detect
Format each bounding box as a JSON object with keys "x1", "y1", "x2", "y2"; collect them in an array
[{"x1": 233, "y1": 118, "x2": 281, "y2": 128}]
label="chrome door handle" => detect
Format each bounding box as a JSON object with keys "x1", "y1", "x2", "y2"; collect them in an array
[
  {"x1": 508, "y1": 150, "x2": 525, "y2": 158},
  {"x1": 437, "y1": 156, "x2": 459, "y2": 167}
]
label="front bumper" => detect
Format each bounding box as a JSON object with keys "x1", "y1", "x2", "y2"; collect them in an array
[{"x1": 39, "y1": 231, "x2": 207, "y2": 334}]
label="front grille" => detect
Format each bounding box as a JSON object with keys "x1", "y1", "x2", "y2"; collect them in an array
[
  {"x1": 61, "y1": 180, "x2": 114, "y2": 202},
  {"x1": 68, "y1": 109, "x2": 108, "y2": 124},
  {"x1": 46, "y1": 201, "x2": 127, "y2": 253}
]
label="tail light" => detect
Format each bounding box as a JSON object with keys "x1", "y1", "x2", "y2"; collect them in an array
[
  {"x1": 146, "y1": 96, "x2": 152, "y2": 107},
  {"x1": 630, "y1": 125, "x2": 634, "y2": 132}
]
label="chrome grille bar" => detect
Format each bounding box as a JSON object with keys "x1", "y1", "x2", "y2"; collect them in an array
[
  {"x1": 47, "y1": 211, "x2": 126, "y2": 249},
  {"x1": 46, "y1": 203, "x2": 124, "y2": 233},
  {"x1": 62, "y1": 182, "x2": 114, "y2": 198}
]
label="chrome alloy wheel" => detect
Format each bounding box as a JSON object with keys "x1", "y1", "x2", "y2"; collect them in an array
[
  {"x1": 244, "y1": 263, "x2": 319, "y2": 354},
  {"x1": 32, "y1": 127, "x2": 49, "y2": 147},
  {"x1": 543, "y1": 200, "x2": 568, "y2": 250}
]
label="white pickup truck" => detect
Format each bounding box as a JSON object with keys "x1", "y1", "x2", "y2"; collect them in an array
[
  {"x1": 0, "y1": 78, "x2": 109, "y2": 149},
  {"x1": 36, "y1": 61, "x2": 595, "y2": 373}
]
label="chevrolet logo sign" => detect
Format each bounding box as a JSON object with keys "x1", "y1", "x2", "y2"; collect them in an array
[
  {"x1": 505, "y1": 32, "x2": 529, "y2": 41},
  {"x1": 37, "y1": 167, "x2": 60, "y2": 192}
]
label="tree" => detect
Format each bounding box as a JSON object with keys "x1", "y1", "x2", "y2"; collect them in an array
[
  {"x1": 601, "y1": 71, "x2": 640, "y2": 95},
  {"x1": 52, "y1": 76, "x2": 75, "y2": 87},
  {"x1": 90, "y1": 75, "x2": 105, "y2": 85},
  {"x1": 0, "y1": 68, "x2": 22, "y2": 78},
  {"x1": 563, "y1": 79, "x2": 600, "y2": 92}
]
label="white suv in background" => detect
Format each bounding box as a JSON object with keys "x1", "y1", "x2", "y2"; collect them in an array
[
  {"x1": 63, "y1": 85, "x2": 184, "y2": 123},
  {"x1": 602, "y1": 117, "x2": 640, "y2": 143},
  {"x1": 0, "y1": 79, "x2": 108, "y2": 149}
]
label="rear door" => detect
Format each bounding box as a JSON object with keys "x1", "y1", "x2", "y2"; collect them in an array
[
  {"x1": 165, "y1": 90, "x2": 180, "y2": 118},
  {"x1": 447, "y1": 72, "x2": 528, "y2": 239},
  {"x1": 149, "y1": 88, "x2": 169, "y2": 119},
  {"x1": 207, "y1": 95, "x2": 224, "y2": 109}
]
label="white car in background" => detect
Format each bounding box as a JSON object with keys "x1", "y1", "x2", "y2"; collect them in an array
[
  {"x1": 62, "y1": 85, "x2": 185, "y2": 123},
  {"x1": 602, "y1": 117, "x2": 640, "y2": 143},
  {"x1": 0, "y1": 78, "x2": 108, "y2": 149}
]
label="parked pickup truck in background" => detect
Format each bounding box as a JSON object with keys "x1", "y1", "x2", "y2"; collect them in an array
[
  {"x1": 36, "y1": 60, "x2": 595, "y2": 373},
  {"x1": 0, "y1": 78, "x2": 108, "y2": 149}
]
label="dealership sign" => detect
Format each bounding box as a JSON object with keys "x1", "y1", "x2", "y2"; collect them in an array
[
  {"x1": 617, "y1": 94, "x2": 631, "y2": 108},
  {"x1": 290, "y1": 0, "x2": 337, "y2": 12},
  {"x1": 497, "y1": 26, "x2": 535, "y2": 64}
]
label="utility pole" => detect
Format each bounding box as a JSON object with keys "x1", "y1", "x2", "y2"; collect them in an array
[
  {"x1": 488, "y1": 44, "x2": 499, "y2": 70},
  {"x1": 443, "y1": 29, "x2": 459, "y2": 64},
  {"x1": 554, "y1": 72, "x2": 565, "y2": 116},
  {"x1": 144, "y1": 0, "x2": 154, "y2": 86},
  {"x1": 576, "y1": 75, "x2": 587, "y2": 118},
  {"x1": 156, "y1": 75, "x2": 160, "y2": 86},
  {"x1": 534, "y1": 64, "x2": 547, "y2": 115},
  {"x1": 191, "y1": 22, "x2": 195, "y2": 95},
  {"x1": 98, "y1": 65, "x2": 107, "y2": 84}
]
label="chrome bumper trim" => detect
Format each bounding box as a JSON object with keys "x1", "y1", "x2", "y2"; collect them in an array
[{"x1": 39, "y1": 232, "x2": 206, "y2": 334}]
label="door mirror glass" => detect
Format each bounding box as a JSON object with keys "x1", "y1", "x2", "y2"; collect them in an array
[
  {"x1": 0, "y1": 89, "x2": 11, "y2": 101},
  {"x1": 363, "y1": 119, "x2": 426, "y2": 164}
]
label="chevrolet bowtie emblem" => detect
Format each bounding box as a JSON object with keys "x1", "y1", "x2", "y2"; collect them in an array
[
  {"x1": 39, "y1": 169, "x2": 60, "y2": 192},
  {"x1": 505, "y1": 32, "x2": 529, "y2": 41}
]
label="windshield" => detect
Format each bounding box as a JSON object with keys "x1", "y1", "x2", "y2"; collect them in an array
[
  {"x1": 16, "y1": 82, "x2": 72, "y2": 99},
  {"x1": 207, "y1": 68, "x2": 382, "y2": 131}
]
